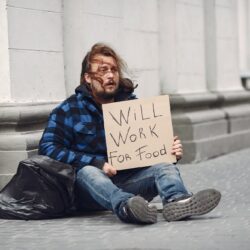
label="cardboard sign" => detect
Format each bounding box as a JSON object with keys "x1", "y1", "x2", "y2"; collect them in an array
[{"x1": 102, "y1": 95, "x2": 176, "y2": 170}]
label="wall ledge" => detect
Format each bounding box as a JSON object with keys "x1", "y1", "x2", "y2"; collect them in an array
[
  {"x1": 0, "y1": 102, "x2": 60, "y2": 125},
  {"x1": 169, "y1": 90, "x2": 250, "y2": 110}
]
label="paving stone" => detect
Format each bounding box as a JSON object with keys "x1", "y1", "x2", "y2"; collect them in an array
[{"x1": 1, "y1": 148, "x2": 250, "y2": 250}]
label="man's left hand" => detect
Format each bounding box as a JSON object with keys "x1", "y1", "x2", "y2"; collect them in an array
[{"x1": 171, "y1": 135, "x2": 183, "y2": 161}]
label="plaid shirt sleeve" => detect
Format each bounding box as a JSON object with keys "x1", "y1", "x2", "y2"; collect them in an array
[{"x1": 38, "y1": 106, "x2": 105, "y2": 169}]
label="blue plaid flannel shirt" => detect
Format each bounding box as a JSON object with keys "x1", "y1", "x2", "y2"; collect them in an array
[{"x1": 39, "y1": 85, "x2": 136, "y2": 170}]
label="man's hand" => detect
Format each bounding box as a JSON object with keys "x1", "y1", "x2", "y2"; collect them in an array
[
  {"x1": 171, "y1": 135, "x2": 183, "y2": 161},
  {"x1": 102, "y1": 162, "x2": 117, "y2": 177}
]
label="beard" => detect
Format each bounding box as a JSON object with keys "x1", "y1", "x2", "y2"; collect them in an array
[
  {"x1": 91, "y1": 80, "x2": 119, "y2": 100},
  {"x1": 95, "y1": 89, "x2": 118, "y2": 100}
]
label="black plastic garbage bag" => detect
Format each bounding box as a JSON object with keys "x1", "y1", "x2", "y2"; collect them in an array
[{"x1": 0, "y1": 155, "x2": 76, "y2": 220}]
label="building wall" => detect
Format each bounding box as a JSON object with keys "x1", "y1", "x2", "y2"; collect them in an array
[
  {"x1": 63, "y1": 0, "x2": 160, "y2": 98},
  {"x1": 0, "y1": 0, "x2": 250, "y2": 189},
  {"x1": 160, "y1": 0, "x2": 207, "y2": 94},
  {"x1": 0, "y1": 0, "x2": 66, "y2": 188}
]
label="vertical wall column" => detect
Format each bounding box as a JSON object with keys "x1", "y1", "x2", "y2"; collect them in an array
[
  {"x1": 0, "y1": 0, "x2": 66, "y2": 189},
  {"x1": 159, "y1": 0, "x2": 207, "y2": 94},
  {"x1": 238, "y1": 0, "x2": 250, "y2": 89},
  {"x1": 121, "y1": 0, "x2": 159, "y2": 98},
  {"x1": 204, "y1": 0, "x2": 242, "y2": 91},
  {"x1": 0, "y1": 0, "x2": 11, "y2": 102}
]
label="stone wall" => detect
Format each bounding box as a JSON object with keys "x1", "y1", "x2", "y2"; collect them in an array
[
  {"x1": 0, "y1": 0, "x2": 66, "y2": 187},
  {"x1": 63, "y1": 0, "x2": 160, "y2": 98},
  {"x1": 0, "y1": 0, "x2": 250, "y2": 189}
]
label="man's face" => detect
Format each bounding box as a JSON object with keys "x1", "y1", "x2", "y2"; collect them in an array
[{"x1": 85, "y1": 54, "x2": 120, "y2": 101}]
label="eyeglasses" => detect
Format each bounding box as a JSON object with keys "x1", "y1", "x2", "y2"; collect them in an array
[{"x1": 90, "y1": 65, "x2": 119, "y2": 77}]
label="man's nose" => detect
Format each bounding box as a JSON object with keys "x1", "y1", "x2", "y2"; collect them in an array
[{"x1": 106, "y1": 70, "x2": 114, "y2": 78}]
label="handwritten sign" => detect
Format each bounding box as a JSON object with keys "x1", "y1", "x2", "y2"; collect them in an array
[{"x1": 102, "y1": 95, "x2": 176, "y2": 170}]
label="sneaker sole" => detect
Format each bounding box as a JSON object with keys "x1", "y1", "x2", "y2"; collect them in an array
[
  {"x1": 127, "y1": 196, "x2": 157, "y2": 224},
  {"x1": 163, "y1": 189, "x2": 221, "y2": 222}
]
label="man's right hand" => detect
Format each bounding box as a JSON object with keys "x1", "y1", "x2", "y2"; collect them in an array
[{"x1": 102, "y1": 162, "x2": 117, "y2": 177}]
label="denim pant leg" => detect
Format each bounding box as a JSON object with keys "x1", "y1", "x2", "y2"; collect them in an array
[
  {"x1": 113, "y1": 163, "x2": 190, "y2": 204},
  {"x1": 111, "y1": 168, "x2": 158, "y2": 201},
  {"x1": 151, "y1": 163, "x2": 190, "y2": 203},
  {"x1": 75, "y1": 165, "x2": 134, "y2": 214}
]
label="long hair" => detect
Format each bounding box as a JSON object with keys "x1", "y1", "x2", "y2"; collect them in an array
[{"x1": 80, "y1": 43, "x2": 137, "y2": 94}]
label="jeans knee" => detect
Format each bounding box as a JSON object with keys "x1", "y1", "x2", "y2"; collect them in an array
[
  {"x1": 151, "y1": 163, "x2": 179, "y2": 176},
  {"x1": 77, "y1": 165, "x2": 103, "y2": 181}
]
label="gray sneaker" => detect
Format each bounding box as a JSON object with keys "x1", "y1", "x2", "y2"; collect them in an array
[
  {"x1": 119, "y1": 196, "x2": 158, "y2": 224},
  {"x1": 163, "y1": 189, "x2": 221, "y2": 221}
]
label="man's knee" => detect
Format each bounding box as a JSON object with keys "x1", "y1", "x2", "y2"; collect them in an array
[
  {"x1": 151, "y1": 163, "x2": 179, "y2": 175},
  {"x1": 77, "y1": 165, "x2": 104, "y2": 180}
]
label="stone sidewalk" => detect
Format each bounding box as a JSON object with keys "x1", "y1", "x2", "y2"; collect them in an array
[{"x1": 1, "y1": 148, "x2": 250, "y2": 250}]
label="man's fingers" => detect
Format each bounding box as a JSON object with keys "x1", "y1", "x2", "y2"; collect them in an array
[
  {"x1": 172, "y1": 136, "x2": 183, "y2": 160},
  {"x1": 172, "y1": 147, "x2": 183, "y2": 152},
  {"x1": 103, "y1": 163, "x2": 117, "y2": 177},
  {"x1": 106, "y1": 170, "x2": 115, "y2": 177},
  {"x1": 111, "y1": 167, "x2": 117, "y2": 175},
  {"x1": 107, "y1": 172, "x2": 114, "y2": 177},
  {"x1": 172, "y1": 144, "x2": 183, "y2": 149},
  {"x1": 174, "y1": 135, "x2": 179, "y2": 140},
  {"x1": 175, "y1": 151, "x2": 183, "y2": 155},
  {"x1": 173, "y1": 139, "x2": 181, "y2": 145},
  {"x1": 171, "y1": 150, "x2": 183, "y2": 155},
  {"x1": 171, "y1": 147, "x2": 183, "y2": 158}
]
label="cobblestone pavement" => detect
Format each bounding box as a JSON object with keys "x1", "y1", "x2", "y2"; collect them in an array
[{"x1": 1, "y1": 148, "x2": 250, "y2": 250}]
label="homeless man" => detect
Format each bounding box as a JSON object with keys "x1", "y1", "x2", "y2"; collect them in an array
[{"x1": 39, "y1": 43, "x2": 221, "y2": 224}]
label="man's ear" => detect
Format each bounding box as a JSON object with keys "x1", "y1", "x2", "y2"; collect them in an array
[{"x1": 84, "y1": 73, "x2": 91, "y2": 84}]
